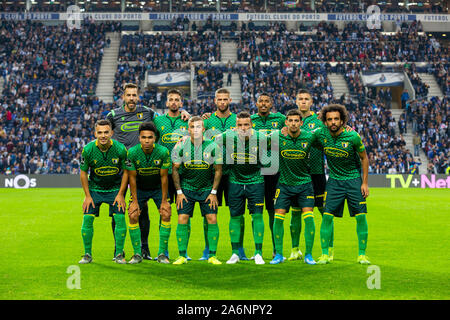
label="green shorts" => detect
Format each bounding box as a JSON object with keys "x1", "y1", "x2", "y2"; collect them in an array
[
  {"x1": 324, "y1": 177, "x2": 367, "y2": 218},
  {"x1": 228, "y1": 182, "x2": 265, "y2": 217},
  {"x1": 85, "y1": 190, "x2": 126, "y2": 217},
  {"x1": 177, "y1": 189, "x2": 218, "y2": 217},
  {"x1": 274, "y1": 182, "x2": 315, "y2": 211},
  {"x1": 135, "y1": 188, "x2": 163, "y2": 209}
]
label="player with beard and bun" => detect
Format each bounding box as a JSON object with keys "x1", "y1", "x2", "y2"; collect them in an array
[
  {"x1": 106, "y1": 83, "x2": 190, "y2": 261},
  {"x1": 314, "y1": 104, "x2": 370, "y2": 265}
]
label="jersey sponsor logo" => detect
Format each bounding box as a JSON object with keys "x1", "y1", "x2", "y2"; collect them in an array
[
  {"x1": 341, "y1": 142, "x2": 349, "y2": 148},
  {"x1": 120, "y1": 121, "x2": 142, "y2": 132},
  {"x1": 231, "y1": 152, "x2": 257, "y2": 162},
  {"x1": 324, "y1": 147, "x2": 349, "y2": 158},
  {"x1": 184, "y1": 160, "x2": 210, "y2": 169},
  {"x1": 161, "y1": 133, "x2": 184, "y2": 143},
  {"x1": 281, "y1": 149, "x2": 307, "y2": 159},
  {"x1": 137, "y1": 167, "x2": 160, "y2": 175},
  {"x1": 94, "y1": 166, "x2": 120, "y2": 176}
]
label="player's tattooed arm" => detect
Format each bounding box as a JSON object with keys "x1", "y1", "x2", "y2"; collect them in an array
[
  {"x1": 359, "y1": 150, "x2": 370, "y2": 198},
  {"x1": 172, "y1": 163, "x2": 188, "y2": 210},
  {"x1": 80, "y1": 170, "x2": 94, "y2": 213}
]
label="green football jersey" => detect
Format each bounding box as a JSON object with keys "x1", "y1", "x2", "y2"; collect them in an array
[
  {"x1": 251, "y1": 112, "x2": 286, "y2": 136},
  {"x1": 314, "y1": 127, "x2": 365, "y2": 180},
  {"x1": 80, "y1": 139, "x2": 128, "y2": 192},
  {"x1": 173, "y1": 138, "x2": 221, "y2": 192},
  {"x1": 301, "y1": 112, "x2": 325, "y2": 175},
  {"x1": 278, "y1": 130, "x2": 321, "y2": 186},
  {"x1": 217, "y1": 129, "x2": 269, "y2": 185},
  {"x1": 153, "y1": 113, "x2": 189, "y2": 174},
  {"x1": 203, "y1": 112, "x2": 237, "y2": 140},
  {"x1": 126, "y1": 143, "x2": 171, "y2": 191}
]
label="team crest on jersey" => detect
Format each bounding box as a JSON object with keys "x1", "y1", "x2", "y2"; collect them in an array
[
  {"x1": 308, "y1": 123, "x2": 315, "y2": 129},
  {"x1": 272, "y1": 122, "x2": 278, "y2": 128},
  {"x1": 154, "y1": 159, "x2": 161, "y2": 165},
  {"x1": 180, "y1": 126, "x2": 187, "y2": 131},
  {"x1": 302, "y1": 142, "x2": 308, "y2": 149},
  {"x1": 341, "y1": 142, "x2": 349, "y2": 148},
  {"x1": 251, "y1": 146, "x2": 258, "y2": 153},
  {"x1": 230, "y1": 126, "x2": 235, "y2": 130},
  {"x1": 203, "y1": 152, "x2": 210, "y2": 159},
  {"x1": 112, "y1": 158, "x2": 119, "y2": 164},
  {"x1": 137, "y1": 113, "x2": 143, "y2": 120}
]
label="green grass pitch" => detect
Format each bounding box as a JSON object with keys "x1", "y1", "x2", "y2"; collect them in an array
[{"x1": 1, "y1": 188, "x2": 449, "y2": 300}]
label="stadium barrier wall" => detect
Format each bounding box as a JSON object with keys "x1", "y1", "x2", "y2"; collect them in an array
[{"x1": 1, "y1": 174, "x2": 449, "y2": 189}]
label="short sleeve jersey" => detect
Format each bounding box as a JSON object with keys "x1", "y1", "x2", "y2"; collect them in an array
[
  {"x1": 172, "y1": 139, "x2": 221, "y2": 192},
  {"x1": 251, "y1": 112, "x2": 286, "y2": 136},
  {"x1": 80, "y1": 139, "x2": 128, "y2": 192},
  {"x1": 126, "y1": 143, "x2": 171, "y2": 191},
  {"x1": 106, "y1": 105, "x2": 156, "y2": 149},
  {"x1": 301, "y1": 112, "x2": 325, "y2": 175},
  {"x1": 314, "y1": 127, "x2": 365, "y2": 180}
]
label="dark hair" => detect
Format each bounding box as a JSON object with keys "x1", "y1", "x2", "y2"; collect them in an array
[
  {"x1": 237, "y1": 111, "x2": 251, "y2": 119},
  {"x1": 167, "y1": 88, "x2": 183, "y2": 98},
  {"x1": 139, "y1": 122, "x2": 157, "y2": 134},
  {"x1": 123, "y1": 83, "x2": 138, "y2": 92},
  {"x1": 95, "y1": 119, "x2": 112, "y2": 128},
  {"x1": 297, "y1": 88, "x2": 311, "y2": 96},
  {"x1": 319, "y1": 104, "x2": 349, "y2": 125},
  {"x1": 286, "y1": 108, "x2": 302, "y2": 120},
  {"x1": 257, "y1": 92, "x2": 273, "y2": 102}
]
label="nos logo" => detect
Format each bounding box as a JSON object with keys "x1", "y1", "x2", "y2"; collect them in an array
[{"x1": 4, "y1": 175, "x2": 37, "y2": 189}]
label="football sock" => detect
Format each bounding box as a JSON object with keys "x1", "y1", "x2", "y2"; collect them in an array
[
  {"x1": 81, "y1": 214, "x2": 95, "y2": 255},
  {"x1": 229, "y1": 216, "x2": 241, "y2": 254},
  {"x1": 207, "y1": 223, "x2": 219, "y2": 258},
  {"x1": 356, "y1": 214, "x2": 368, "y2": 255},
  {"x1": 186, "y1": 218, "x2": 192, "y2": 251},
  {"x1": 273, "y1": 213, "x2": 285, "y2": 256},
  {"x1": 113, "y1": 214, "x2": 127, "y2": 257},
  {"x1": 158, "y1": 221, "x2": 171, "y2": 255},
  {"x1": 139, "y1": 203, "x2": 150, "y2": 250},
  {"x1": 302, "y1": 211, "x2": 315, "y2": 256},
  {"x1": 330, "y1": 219, "x2": 334, "y2": 248},
  {"x1": 251, "y1": 213, "x2": 264, "y2": 255},
  {"x1": 320, "y1": 213, "x2": 334, "y2": 255},
  {"x1": 239, "y1": 215, "x2": 245, "y2": 248},
  {"x1": 290, "y1": 208, "x2": 302, "y2": 248},
  {"x1": 128, "y1": 223, "x2": 142, "y2": 256},
  {"x1": 203, "y1": 216, "x2": 209, "y2": 250},
  {"x1": 176, "y1": 223, "x2": 188, "y2": 257},
  {"x1": 268, "y1": 210, "x2": 276, "y2": 253}
]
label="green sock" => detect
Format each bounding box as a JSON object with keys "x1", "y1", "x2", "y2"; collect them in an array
[
  {"x1": 239, "y1": 215, "x2": 245, "y2": 248},
  {"x1": 203, "y1": 217, "x2": 209, "y2": 250},
  {"x1": 176, "y1": 223, "x2": 188, "y2": 257},
  {"x1": 268, "y1": 210, "x2": 276, "y2": 253},
  {"x1": 158, "y1": 221, "x2": 171, "y2": 255},
  {"x1": 81, "y1": 215, "x2": 95, "y2": 255},
  {"x1": 229, "y1": 216, "x2": 241, "y2": 254},
  {"x1": 290, "y1": 208, "x2": 302, "y2": 248},
  {"x1": 330, "y1": 219, "x2": 334, "y2": 248},
  {"x1": 113, "y1": 214, "x2": 127, "y2": 257},
  {"x1": 128, "y1": 223, "x2": 142, "y2": 255},
  {"x1": 356, "y1": 214, "x2": 368, "y2": 255},
  {"x1": 320, "y1": 214, "x2": 333, "y2": 255},
  {"x1": 302, "y1": 212, "x2": 315, "y2": 256},
  {"x1": 187, "y1": 218, "x2": 191, "y2": 244},
  {"x1": 273, "y1": 213, "x2": 285, "y2": 256},
  {"x1": 207, "y1": 223, "x2": 219, "y2": 258},
  {"x1": 251, "y1": 213, "x2": 264, "y2": 255}
]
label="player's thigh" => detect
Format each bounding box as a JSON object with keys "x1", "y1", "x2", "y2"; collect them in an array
[
  {"x1": 228, "y1": 182, "x2": 246, "y2": 217},
  {"x1": 245, "y1": 183, "x2": 265, "y2": 215},
  {"x1": 198, "y1": 190, "x2": 218, "y2": 216},
  {"x1": 93, "y1": 190, "x2": 124, "y2": 217},
  {"x1": 264, "y1": 173, "x2": 280, "y2": 212},
  {"x1": 85, "y1": 190, "x2": 103, "y2": 217},
  {"x1": 167, "y1": 175, "x2": 176, "y2": 204},
  {"x1": 323, "y1": 179, "x2": 346, "y2": 218},
  {"x1": 294, "y1": 182, "x2": 316, "y2": 209},
  {"x1": 345, "y1": 178, "x2": 368, "y2": 217},
  {"x1": 311, "y1": 174, "x2": 327, "y2": 208},
  {"x1": 176, "y1": 189, "x2": 196, "y2": 217},
  {"x1": 274, "y1": 183, "x2": 296, "y2": 212}
]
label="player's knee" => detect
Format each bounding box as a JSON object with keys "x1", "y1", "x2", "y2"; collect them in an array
[
  {"x1": 161, "y1": 212, "x2": 171, "y2": 222},
  {"x1": 178, "y1": 214, "x2": 189, "y2": 224},
  {"x1": 206, "y1": 213, "x2": 217, "y2": 224}
]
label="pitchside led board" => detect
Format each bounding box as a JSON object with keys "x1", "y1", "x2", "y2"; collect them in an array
[{"x1": 1, "y1": 174, "x2": 449, "y2": 190}]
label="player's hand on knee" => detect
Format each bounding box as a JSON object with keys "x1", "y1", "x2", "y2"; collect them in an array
[
  {"x1": 83, "y1": 196, "x2": 95, "y2": 213},
  {"x1": 176, "y1": 194, "x2": 188, "y2": 210},
  {"x1": 361, "y1": 183, "x2": 369, "y2": 198},
  {"x1": 160, "y1": 200, "x2": 172, "y2": 217},
  {"x1": 205, "y1": 194, "x2": 218, "y2": 210},
  {"x1": 113, "y1": 194, "x2": 126, "y2": 212}
]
